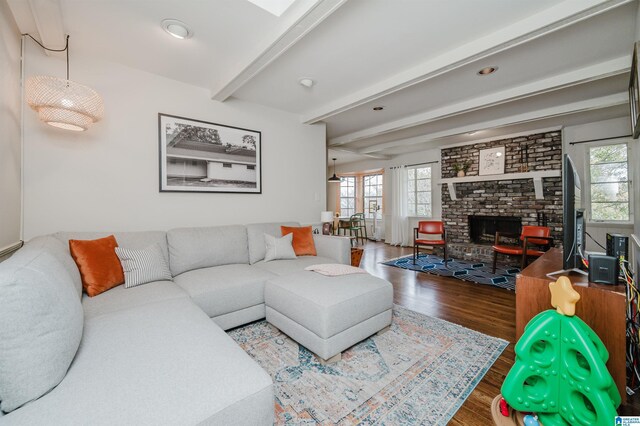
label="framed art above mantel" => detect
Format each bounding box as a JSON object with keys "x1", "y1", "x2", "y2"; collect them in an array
[
  {"x1": 478, "y1": 147, "x2": 505, "y2": 176},
  {"x1": 158, "y1": 113, "x2": 262, "y2": 193}
]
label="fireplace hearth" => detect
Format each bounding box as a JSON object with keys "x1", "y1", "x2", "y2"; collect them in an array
[{"x1": 469, "y1": 215, "x2": 521, "y2": 244}]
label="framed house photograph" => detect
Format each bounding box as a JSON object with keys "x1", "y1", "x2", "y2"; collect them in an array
[
  {"x1": 629, "y1": 42, "x2": 640, "y2": 139},
  {"x1": 478, "y1": 147, "x2": 505, "y2": 176},
  {"x1": 159, "y1": 113, "x2": 261, "y2": 193}
]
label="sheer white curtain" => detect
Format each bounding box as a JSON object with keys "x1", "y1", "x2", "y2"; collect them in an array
[{"x1": 388, "y1": 166, "x2": 411, "y2": 246}]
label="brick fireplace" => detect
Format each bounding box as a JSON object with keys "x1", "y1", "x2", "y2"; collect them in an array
[
  {"x1": 440, "y1": 132, "x2": 563, "y2": 264},
  {"x1": 469, "y1": 215, "x2": 521, "y2": 244}
]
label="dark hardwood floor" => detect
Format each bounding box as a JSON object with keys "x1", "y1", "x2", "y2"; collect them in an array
[{"x1": 358, "y1": 240, "x2": 640, "y2": 424}]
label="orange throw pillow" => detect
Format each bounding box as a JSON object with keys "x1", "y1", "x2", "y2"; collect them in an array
[
  {"x1": 69, "y1": 235, "x2": 124, "y2": 297},
  {"x1": 281, "y1": 226, "x2": 317, "y2": 256}
]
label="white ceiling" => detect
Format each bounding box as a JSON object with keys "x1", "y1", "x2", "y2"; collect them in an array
[{"x1": 8, "y1": 0, "x2": 639, "y2": 165}]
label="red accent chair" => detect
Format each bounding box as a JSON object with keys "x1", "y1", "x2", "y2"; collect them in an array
[
  {"x1": 492, "y1": 225, "x2": 553, "y2": 273},
  {"x1": 414, "y1": 221, "x2": 447, "y2": 265}
]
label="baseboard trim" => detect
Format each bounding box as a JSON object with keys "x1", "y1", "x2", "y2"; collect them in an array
[{"x1": 0, "y1": 241, "x2": 24, "y2": 258}]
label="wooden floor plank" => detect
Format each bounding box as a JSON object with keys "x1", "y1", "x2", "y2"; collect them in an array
[{"x1": 358, "y1": 240, "x2": 640, "y2": 423}]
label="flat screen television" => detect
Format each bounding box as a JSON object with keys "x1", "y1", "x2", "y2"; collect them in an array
[{"x1": 562, "y1": 154, "x2": 587, "y2": 273}]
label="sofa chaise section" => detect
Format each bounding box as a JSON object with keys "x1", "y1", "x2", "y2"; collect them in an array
[{"x1": 168, "y1": 223, "x2": 352, "y2": 330}]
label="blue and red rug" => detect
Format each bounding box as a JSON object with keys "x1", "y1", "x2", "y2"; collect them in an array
[
  {"x1": 382, "y1": 253, "x2": 519, "y2": 291},
  {"x1": 229, "y1": 305, "x2": 507, "y2": 425}
]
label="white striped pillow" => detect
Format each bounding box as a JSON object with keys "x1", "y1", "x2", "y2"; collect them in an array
[{"x1": 115, "y1": 244, "x2": 172, "y2": 288}]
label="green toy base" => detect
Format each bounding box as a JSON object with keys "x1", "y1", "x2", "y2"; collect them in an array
[{"x1": 491, "y1": 394, "x2": 536, "y2": 426}]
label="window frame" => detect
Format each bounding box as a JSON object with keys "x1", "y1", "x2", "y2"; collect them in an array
[
  {"x1": 363, "y1": 173, "x2": 383, "y2": 219},
  {"x1": 339, "y1": 175, "x2": 357, "y2": 218},
  {"x1": 407, "y1": 165, "x2": 433, "y2": 218},
  {"x1": 585, "y1": 140, "x2": 633, "y2": 225}
]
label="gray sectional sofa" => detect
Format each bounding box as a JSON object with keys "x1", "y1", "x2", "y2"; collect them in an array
[{"x1": 0, "y1": 222, "x2": 351, "y2": 425}]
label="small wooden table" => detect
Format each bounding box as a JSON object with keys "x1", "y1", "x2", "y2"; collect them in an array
[
  {"x1": 333, "y1": 217, "x2": 352, "y2": 235},
  {"x1": 516, "y1": 248, "x2": 627, "y2": 401}
]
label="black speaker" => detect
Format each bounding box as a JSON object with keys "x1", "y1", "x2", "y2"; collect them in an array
[
  {"x1": 607, "y1": 233, "x2": 629, "y2": 261},
  {"x1": 588, "y1": 254, "x2": 619, "y2": 285}
]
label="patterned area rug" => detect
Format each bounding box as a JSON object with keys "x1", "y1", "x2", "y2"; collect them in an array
[
  {"x1": 228, "y1": 305, "x2": 508, "y2": 425},
  {"x1": 382, "y1": 253, "x2": 520, "y2": 291}
]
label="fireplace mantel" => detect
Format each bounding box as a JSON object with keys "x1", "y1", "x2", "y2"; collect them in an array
[{"x1": 438, "y1": 170, "x2": 561, "y2": 200}]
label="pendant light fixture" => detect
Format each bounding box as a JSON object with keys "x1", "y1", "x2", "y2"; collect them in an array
[
  {"x1": 328, "y1": 157, "x2": 341, "y2": 183},
  {"x1": 24, "y1": 34, "x2": 104, "y2": 132}
]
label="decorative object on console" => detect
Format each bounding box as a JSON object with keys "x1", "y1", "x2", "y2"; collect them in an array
[
  {"x1": 158, "y1": 113, "x2": 261, "y2": 193},
  {"x1": 264, "y1": 233, "x2": 297, "y2": 262},
  {"x1": 114, "y1": 244, "x2": 172, "y2": 288},
  {"x1": 629, "y1": 41, "x2": 640, "y2": 139},
  {"x1": 281, "y1": 226, "x2": 317, "y2": 256},
  {"x1": 320, "y1": 211, "x2": 334, "y2": 235},
  {"x1": 328, "y1": 157, "x2": 341, "y2": 183},
  {"x1": 479, "y1": 147, "x2": 505, "y2": 175},
  {"x1": 24, "y1": 35, "x2": 104, "y2": 132},
  {"x1": 68, "y1": 235, "x2": 124, "y2": 297}
]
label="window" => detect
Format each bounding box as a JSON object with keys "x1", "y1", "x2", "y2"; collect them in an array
[
  {"x1": 408, "y1": 166, "x2": 432, "y2": 217},
  {"x1": 340, "y1": 176, "x2": 356, "y2": 217},
  {"x1": 222, "y1": 163, "x2": 232, "y2": 168},
  {"x1": 363, "y1": 174, "x2": 383, "y2": 219},
  {"x1": 588, "y1": 143, "x2": 631, "y2": 222},
  {"x1": 247, "y1": 165, "x2": 255, "y2": 170}
]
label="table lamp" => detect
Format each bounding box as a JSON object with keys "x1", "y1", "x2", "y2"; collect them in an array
[{"x1": 321, "y1": 211, "x2": 334, "y2": 235}]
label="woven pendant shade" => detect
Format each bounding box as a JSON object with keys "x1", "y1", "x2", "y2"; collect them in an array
[{"x1": 25, "y1": 75, "x2": 104, "y2": 132}]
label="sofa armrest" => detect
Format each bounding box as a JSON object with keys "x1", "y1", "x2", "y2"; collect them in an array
[{"x1": 312, "y1": 234, "x2": 351, "y2": 265}]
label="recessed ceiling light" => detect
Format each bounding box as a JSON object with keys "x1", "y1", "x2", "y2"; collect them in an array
[
  {"x1": 373, "y1": 106, "x2": 384, "y2": 111},
  {"x1": 161, "y1": 19, "x2": 193, "y2": 39},
  {"x1": 477, "y1": 66, "x2": 498, "y2": 76},
  {"x1": 299, "y1": 78, "x2": 314, "y2": 88}
]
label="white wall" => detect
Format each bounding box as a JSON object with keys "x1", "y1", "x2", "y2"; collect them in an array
[
  {"x1": 329, "y1": 149, "x2": 441, "y2": 242},
  {"x1": 0, "y1": 1, "x2": 22, "y2": 252},
  {"x1": 22, "y1": 49, "x2": 326, "y2": 239},
  {"x1": 563, "y1": 117, "x2": 634, "y2": 252}
]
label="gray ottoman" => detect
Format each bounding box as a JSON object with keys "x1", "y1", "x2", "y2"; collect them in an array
[{"x1": 264, "y1": 271, "x2": 393, "y2": 362}]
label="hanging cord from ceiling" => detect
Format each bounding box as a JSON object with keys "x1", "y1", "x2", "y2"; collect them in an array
[{"x1": 22, "y1": 34, "x2": 70, "y2": 80}]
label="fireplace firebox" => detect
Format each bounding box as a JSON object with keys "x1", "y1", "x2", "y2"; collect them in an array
[{"x1": 469, "y1": 215, "x2": 521, "y2": 244}]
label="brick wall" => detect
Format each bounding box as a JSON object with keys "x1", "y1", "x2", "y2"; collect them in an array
[{"x1": 441, "y1": 132, "x2": 563, "y2": 246}]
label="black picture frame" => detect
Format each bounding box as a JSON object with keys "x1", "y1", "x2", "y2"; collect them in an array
[
  {"x1": 158, "y1": 113, "x2": 262, "y2": 193},
  {"x1": 629, "y1": 42, "x2": 640, "y2": 139}
]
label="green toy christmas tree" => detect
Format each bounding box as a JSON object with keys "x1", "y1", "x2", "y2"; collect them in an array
[{"x1": 501, "y1": 276, "x2": 621, "y2": 426}]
